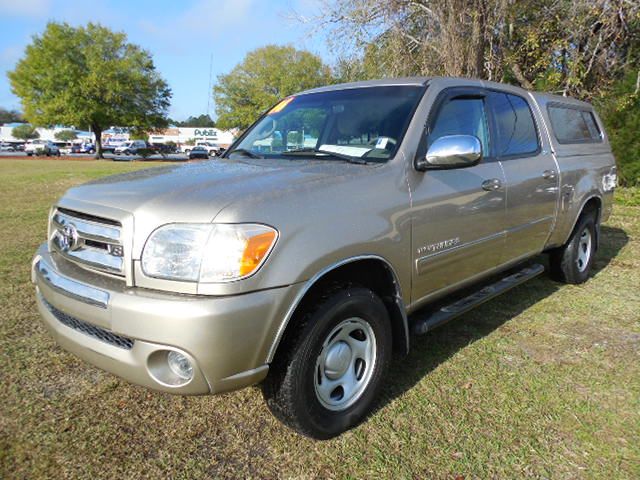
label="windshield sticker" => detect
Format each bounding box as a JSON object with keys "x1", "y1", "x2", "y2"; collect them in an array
[
  {"x1": 319, "y1": 144, "x2": 372, "y2": 158},
  {"x1": 268, "y1": 97, "x2": 295, "y2": 115},
  {"x1": 375, "y1": 137, "x2": 389, "y2": 149}
]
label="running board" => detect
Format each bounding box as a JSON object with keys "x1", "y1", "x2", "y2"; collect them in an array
[{"x1": 411, "y1": 264, "x2": 545, "y2": 335}]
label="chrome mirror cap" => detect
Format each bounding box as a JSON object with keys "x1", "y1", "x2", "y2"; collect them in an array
[{"x1": 416, "y1": 135, "x2": 482, "y2": 171}]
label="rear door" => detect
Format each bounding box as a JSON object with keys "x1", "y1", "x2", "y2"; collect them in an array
[{"x1": 488, "y1": 91, "x2": 559, "y2": 263}]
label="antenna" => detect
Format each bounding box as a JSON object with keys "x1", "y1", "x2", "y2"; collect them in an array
[{"x1": 206, "y1": 53, "x2": 213, "y2": 116}]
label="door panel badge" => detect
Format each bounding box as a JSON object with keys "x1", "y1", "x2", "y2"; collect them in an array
[{"x1": 417, "y1": 237, "x2": 461, "y2": 257}]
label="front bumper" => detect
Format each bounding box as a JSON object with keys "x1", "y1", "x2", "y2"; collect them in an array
[{"x1": 32, "y1": 243, "x2": 301, "y2": 395}]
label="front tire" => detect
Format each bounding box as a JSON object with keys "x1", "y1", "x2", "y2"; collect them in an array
[
  {"x1": 262, "y1": 286, "x2": 392, "y2": 439},
  {"x1": 549, "y1": 211, "x2": 597, "y2": 284}
]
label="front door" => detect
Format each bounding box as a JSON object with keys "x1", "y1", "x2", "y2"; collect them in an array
[{"x1": 410, "y1": 88, "x2": 507, "y2": 303}]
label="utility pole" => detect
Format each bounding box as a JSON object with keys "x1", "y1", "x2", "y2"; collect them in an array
[{"x1": 206, "y1": 53, "x2": 213, "y2": 116}]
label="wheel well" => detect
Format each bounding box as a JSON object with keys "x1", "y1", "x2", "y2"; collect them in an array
[
  {"x1": 272, "y1": 259, "x2": 409, "y2": 363},
  {"x1": 581, "y1": 197, "x2": 601, "y2": 221},
  {"x1": 581, "y1": 197, "x2": 602, "y2": 248}
]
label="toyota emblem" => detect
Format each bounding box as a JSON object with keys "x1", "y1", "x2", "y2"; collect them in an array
[{"x1": 59, "y1": 224, "x2": 79, "y2": 252}]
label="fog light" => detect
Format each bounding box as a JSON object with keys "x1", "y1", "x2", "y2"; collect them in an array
[{"x1": 167, "y1": 351, "x2": 193, "y2": 381}]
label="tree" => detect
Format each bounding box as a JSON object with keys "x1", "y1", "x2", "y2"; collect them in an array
[
  {"x1": 129, "y1": 130, "x2": 149, "y2": 142},
  {"x1": 54, "y1": 130, "x2": 77, "y2": 141},
  {"x1": 8, "y1": 22, "x2": 171, "y2": 158},
  {"x1": 12, "y1": 124, "x2": 39, "y2": 140},
  {"x1": 597, "y1": 69, "x2": 640, "y2": 186},
  {"x1": 171, "y1": 114, "x2": 216, "y2": 128},
  {"x1": 213, "y1": 45, "x2": 333, "y2": 130},
  {"x1": 0, "y1": 107, "x2": 23, "y2": 124},
  {"x1": 309, "y1": 0, "x2": 639, "y2": 99}
]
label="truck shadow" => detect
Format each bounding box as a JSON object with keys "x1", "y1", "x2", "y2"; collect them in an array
[{"x1": 374, "y1": 225, "x2": 629, "y2": 414}]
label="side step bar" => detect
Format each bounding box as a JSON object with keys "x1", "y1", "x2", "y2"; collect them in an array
[{"x1": 411, "y1": 264, "x2": 545, "y2": 335}]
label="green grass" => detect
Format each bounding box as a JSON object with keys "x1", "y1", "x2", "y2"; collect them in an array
[{"x1": 1, "y1": 160, "x2": 638, "y2": 479}]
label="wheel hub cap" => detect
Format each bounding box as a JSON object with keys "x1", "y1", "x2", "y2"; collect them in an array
[
  {"x1": 323, "y1": 341, "x2": 352, "y2": 379},
  {"x1": 576, "y1": 228, "x2": 592, "y2": 272},
  {"x1": 314, "y1": 317, "x2": 377, "y2": 411}
]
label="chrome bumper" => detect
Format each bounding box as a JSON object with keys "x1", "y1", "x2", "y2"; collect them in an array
[
  {"x1": 32, "y1": 243, "x2": 301, "y2": 395},
  {"x1": 34, "y1": 258, "x2": 110, "y2": 308}
]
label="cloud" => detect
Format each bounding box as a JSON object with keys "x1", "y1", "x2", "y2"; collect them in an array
[{"x1": 0, "y1": 0, "x2": 51, "y2": 16}]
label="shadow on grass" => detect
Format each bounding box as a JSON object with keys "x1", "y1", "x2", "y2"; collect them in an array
[{"x1": 374, "y1": 225, "x2": 629, "y2": 412}]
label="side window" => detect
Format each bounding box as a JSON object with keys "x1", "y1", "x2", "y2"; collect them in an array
[
  {"x1": 428, "y1": 97, "x2": 490, "y2": 155},
  {"x1": 548, "y1": 105, "x2": 602, "y2": 144},
  {"x1": 492, "y1": 93, "x2": 539, "y2": 157}
]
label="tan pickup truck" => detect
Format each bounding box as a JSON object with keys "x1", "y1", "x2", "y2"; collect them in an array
[{"x1": 32, "y1": 77, "x2": 616, "y2": 438}]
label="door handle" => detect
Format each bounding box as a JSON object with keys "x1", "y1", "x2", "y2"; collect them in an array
[
  {"x1": 542, "y1": 169, "x2": 557, "y2": 180},
  {"x1": 481, "y1": 178, "x2": 503, "y2": 191}
]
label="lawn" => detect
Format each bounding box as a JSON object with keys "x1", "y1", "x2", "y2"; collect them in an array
[{"x1": 1, "y1": 159, "x2": 638, "y2": 479}]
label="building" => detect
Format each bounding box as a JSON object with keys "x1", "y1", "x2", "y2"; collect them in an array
[
  {"x1": 0, "y1": 123, "x2": 93, "y2": 144},
  {"x1": 0, "y1": 123, "x2": 236, "y2": 148},
  {"x1": 148, "y1": 127, "x2": 235, "y2": 148}
]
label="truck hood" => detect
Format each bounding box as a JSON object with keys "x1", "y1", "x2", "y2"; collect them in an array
[{"x1": 62, "y1": 158, "x2": 367, "y2": 224}]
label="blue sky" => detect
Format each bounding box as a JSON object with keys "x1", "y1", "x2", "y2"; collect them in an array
[{"x1": 0, "y1": 0, "x2": 330, "y2": 120}]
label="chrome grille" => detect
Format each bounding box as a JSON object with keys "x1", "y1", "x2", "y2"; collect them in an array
[
  {"x1": 50, "y1": 208, "x2": 125, "y2": 276},
  {"x1": 42, "y1": 297, "x2": 134, "y2": 350}
]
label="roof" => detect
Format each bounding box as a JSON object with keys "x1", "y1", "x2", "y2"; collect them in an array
[
  {"x1": 295, "y1": 76, "x2": 594, "y2": 107},
  {"x1": 297, "y1": 77, "x2": 430, "y2": 95}
]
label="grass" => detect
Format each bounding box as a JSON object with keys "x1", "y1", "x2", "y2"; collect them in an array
[{"x1": 1, "y1": 159, "x2": 638, "y2": 479}]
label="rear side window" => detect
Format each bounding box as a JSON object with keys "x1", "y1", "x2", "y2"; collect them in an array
[
  {"x1": 548, "y1": 105, "x2": 602, "y2": 144},
  {"x1": 491, "y1": 93, "x2": 539, "y2": 157}
]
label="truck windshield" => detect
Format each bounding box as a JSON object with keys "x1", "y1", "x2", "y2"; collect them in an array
[{"x1": 229, "y1": 85, "x2": 425, "y2": 163}]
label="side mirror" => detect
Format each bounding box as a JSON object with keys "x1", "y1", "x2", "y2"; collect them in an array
[{"x1": 415, "y1": 134, "x2": 482, "y2": 171}]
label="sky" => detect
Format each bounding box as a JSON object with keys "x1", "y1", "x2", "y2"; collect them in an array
[{"x1": 0, "y1": 0, "x2": 330, "y2": 120}]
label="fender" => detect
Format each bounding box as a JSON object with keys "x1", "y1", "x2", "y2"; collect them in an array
[
  {"x1": 562, "y1": 192, "x2": 603, "y2": 248},
  {"x1": 265, "y1": 254, "x2": 409, "y2": 363}
]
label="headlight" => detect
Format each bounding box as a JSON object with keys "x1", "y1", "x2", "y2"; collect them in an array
[{"x1": 142, "y1": 223, "x2": 278, "y2": 282}]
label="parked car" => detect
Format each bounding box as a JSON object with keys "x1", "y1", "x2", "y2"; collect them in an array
[
  {"x1": 60, "y1": 143, "x2": 83, "y2": 155},
  {"x1": 31, "y1": 77, "x2": 616, "y2": 439},
  {"x1": 24, "y1": 140, "x2": 60, "y2": 156},
  {"x1": 80, "y1": 143, "x2": 95, "y2": 154},
  {"x1": 188, "y1": 146, "x2": 209, "y2": 159},
  {"x1": 181, "y1": 141, "x2": 220, "y2": 156},
  {"x1": 0, "y1": 142, "x2": 16, "y2": 151},
  {"x1": 59, "y1": 143, "x2": 73, "y2": 155},
  {"x1": 150, "y1": 143, "x2": 177, "y2": 154},
  {"x1": 114, "y1": 140, "x2": 147, "y2": 155}
]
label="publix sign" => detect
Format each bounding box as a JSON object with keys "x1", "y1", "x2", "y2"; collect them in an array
[{"x1": 194, "y1": 129, "x2": 217, "y2": 137}]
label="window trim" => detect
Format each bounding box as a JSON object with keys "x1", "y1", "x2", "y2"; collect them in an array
[
  {"x1": 546, "y1": 102, "x2": 603, "y2": 145},
  {"x1": 486, "y1": 90, "x2": 542, "y2": 161},
  {"x1": 417, "y1": 87, "x2": 496, "y2": 165}
]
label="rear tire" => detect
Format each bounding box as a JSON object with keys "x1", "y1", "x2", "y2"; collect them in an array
[
  {"x1": 549, "y1": 211, "x2": 597, "y2": 284},
  {"x1": 262, "y1": 286, "x2": 392, "y2": 439}
]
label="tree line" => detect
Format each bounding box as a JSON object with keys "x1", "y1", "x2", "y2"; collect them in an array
[
  {"x1": 213, "y1": 1, "x2": 639, "y2": 185},
  {"x1": 6, "y1": 7, "x2": 639, "y2": 184}
]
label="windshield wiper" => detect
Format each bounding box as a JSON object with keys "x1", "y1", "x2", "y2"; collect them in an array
[
  {"x1": 228, "y1": 148, "x2": 263, "y2": 158},
  {"x1": 281, "y1": 148, "x2": 368, "y2": 165}
]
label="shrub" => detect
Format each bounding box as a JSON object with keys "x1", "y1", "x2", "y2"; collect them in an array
[
  {"x1": 137, "y1": 148, "x2": 155, "y2": 159},
  {"x1": 597, "y1": 70, "x2": 640, "y2": 187}
]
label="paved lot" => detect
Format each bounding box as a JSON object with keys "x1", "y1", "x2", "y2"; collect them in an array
[{"x1": 0, "y1": 151, "x2": 195, "y2": 162}]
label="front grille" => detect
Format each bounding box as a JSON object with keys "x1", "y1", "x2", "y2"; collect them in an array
[
  {"x1": 43, "y1": 298, "x2": 134, "y2": 350},
  {"x1": 50, "y1": 208, "x2": 125, "y2": 276}
]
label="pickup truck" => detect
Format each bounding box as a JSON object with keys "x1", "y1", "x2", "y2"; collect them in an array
[
  {"x1": 114, "y1": 140, "x2": 148, "y2": 155},
  {"x1": 32, "y1": 77, "x2": 616, "y2": 439},
  {"x1": 181, "y1": 141, "x2": 220, "y2": 156},
  {"x1": 25, "y1": 139, "x2": 60, "y2": 156}
]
